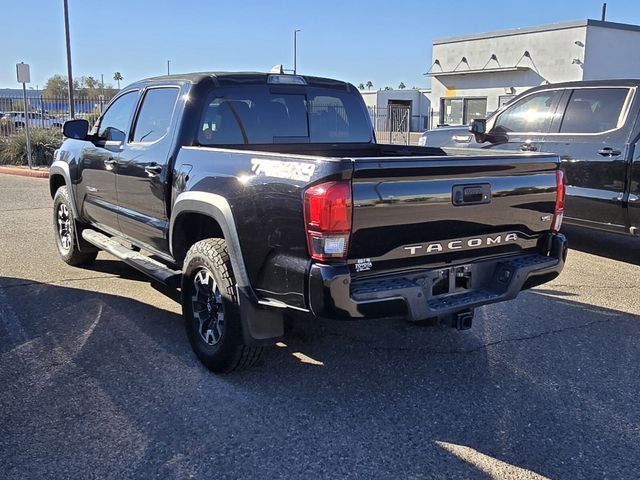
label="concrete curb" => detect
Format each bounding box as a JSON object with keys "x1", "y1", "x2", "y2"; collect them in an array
[{"x1": 0, "y1": 166, "x2": 49, "y2": 179}]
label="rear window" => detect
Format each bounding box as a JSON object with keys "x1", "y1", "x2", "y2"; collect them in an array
[{"x1": 198, "y1": 85, "x2": 372, "y2": 145}]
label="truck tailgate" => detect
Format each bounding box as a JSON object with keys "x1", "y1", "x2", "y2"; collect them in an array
[{"x1": 348, "y1": 153, "x2": 560, "y2": 276}]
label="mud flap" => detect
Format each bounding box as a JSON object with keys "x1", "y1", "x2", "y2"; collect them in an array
[{"x1": 237, "y1": 287, "x2": 284, "y2": 346}]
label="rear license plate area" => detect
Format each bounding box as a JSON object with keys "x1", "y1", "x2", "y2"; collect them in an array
[{"x1": 431, "y1": 265, "x2": 472, "y2": 297}]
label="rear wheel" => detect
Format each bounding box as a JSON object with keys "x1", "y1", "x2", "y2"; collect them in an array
[
  {"x1": 53, "y1": 186, "x2": 98, "y2": 266},
  {"x1": 182, "y1": 238, "x2": 263, "y2": 373}
]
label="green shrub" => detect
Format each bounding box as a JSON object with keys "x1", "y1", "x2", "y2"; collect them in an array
[
  {"x1": 0, "y1": 129, "x2": 63, "y2": 167},
  {"x1": 85, "y1": 111, "x2": 101, "y2": 127}
]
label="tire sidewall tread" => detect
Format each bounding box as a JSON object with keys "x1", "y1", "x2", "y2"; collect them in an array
[
  {"x1": 52, "y1": 186, "x2": 98, "y2": 267},
  {"x1": 182, "y1": 238, "x2": 262, "y2": 373}
]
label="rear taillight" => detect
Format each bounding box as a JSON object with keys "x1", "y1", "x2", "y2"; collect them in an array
[
  {"x1": 304, "y1": 181, "x2": 352, "y2": 261},
  {"x1": 552, "y1": 169, "x2": 565, "y2": 232}
]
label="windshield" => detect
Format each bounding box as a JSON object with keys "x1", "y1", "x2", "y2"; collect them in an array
[{"x1": 198, "y1": 85, "x2": 372, "y2": 145}]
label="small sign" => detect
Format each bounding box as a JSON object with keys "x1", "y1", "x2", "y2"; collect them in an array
[{"x1": 16, "y1": 63, "x2": 30, "y2": 84}]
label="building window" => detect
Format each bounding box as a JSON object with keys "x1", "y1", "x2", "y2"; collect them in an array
[
  {"x1": 465, "y1": 98, "x2": 487, "y2": 123},
  {"x1": 440, "y1": 97, "x2": 487, "y2": 125},
  {"x1": 441, "y1": 98, "x2": 463, "y2": 125}
]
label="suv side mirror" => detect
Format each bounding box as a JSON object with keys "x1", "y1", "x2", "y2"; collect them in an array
[
  {"x1": 62, "y1": 119, "x2": 89, "y2": 140},
  {"x1": 469, "y1": 118, "x2": 487, "y2": 143}
]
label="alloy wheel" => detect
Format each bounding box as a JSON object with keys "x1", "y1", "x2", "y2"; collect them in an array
[
  {"x1": 191, "y1": 268, "x2": 225, "y2": 346},
  {"x1": 57, "y1": 203, "x2": 72, "y2": 252}
]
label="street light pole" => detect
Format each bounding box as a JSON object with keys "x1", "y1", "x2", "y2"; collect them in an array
[
  {"x1": 167, "y1": 60, "x2": 171, "y2": 75},
  {"x1": 63, "y1": 0, "x2": 75, "y2": 119},
  {"x1": 293, "y1": 29, "x2": 301, "y2": 75}
]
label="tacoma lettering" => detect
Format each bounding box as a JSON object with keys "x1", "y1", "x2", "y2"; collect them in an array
[{"x1": 404, "y1": 233, "x2": 520, "y2": 255}]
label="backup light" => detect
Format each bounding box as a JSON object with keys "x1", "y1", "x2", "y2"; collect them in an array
[
  {"x1": 304, "y1": 181, "x2": 352, "y2": 261},
  {"x1": 552, "y1": 169, "x2": 565, "y2": 232}
]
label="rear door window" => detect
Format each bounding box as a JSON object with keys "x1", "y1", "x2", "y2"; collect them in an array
[
  {"x1": 132, "y1": 87, "x2": 180, "y2": 143},
  {"x1": 559, "y1": 88, "x2": 630, "y2": 134}
]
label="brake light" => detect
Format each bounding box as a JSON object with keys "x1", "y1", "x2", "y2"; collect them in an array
[
  {"x1": 552, "y1": 169, "x2": 565, "y2": 232},
  {"x1": 304, "y1": 181, "x2": 352, "y2": 261}
]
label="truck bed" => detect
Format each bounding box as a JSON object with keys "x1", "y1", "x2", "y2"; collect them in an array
[{"x1": 177, "y1": 143, "x2": 561, "y2": 311}]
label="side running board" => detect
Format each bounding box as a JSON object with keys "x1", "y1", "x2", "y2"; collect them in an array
[{"x1": 82, "y1": 229, "x2": 182, "y2": 297}]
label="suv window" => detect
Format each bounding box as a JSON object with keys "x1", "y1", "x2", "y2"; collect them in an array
[
  {"x1": 560, "y1": 88, "x2": 630, "y2": 134},
  {"x1": 493, "y1": 90, "x2": 561, "y2": 133},
  {"x1": 98, "y1": 91, "x2": 138, "y2": 142},
  {"x1": 132, "y1": 88, "x2": 180, "y2": 143},
  {"x1": 198, "y1": 85, "x2": 372, "y2": 145}
]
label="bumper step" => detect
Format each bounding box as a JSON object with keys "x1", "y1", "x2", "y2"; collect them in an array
[
  {"x1": 348, "y1": 253, "x2": 562, "y2": 320},
  {"x1": 81, "y1": 229, "x2": 182, "y2": 292},
  {"x1": 428, "y1": 289, "x2": 499, "y2": 311}
]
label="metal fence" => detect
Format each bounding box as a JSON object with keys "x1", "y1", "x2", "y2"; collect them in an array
[
  {"x1": 0, "y1": 95, "x2": 114, "y2": 137},
  {"x1": 1, "y1": 95, "x2": 430, "y2": 145},
  {"x1": 367, "y1": 105, "x2": 430, "y2": 145}
]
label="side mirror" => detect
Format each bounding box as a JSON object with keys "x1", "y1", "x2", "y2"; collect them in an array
[
  {"x1": 62, "y1": 119, "x2": 89, "y2": 140},
  {"x1": 469, "y1": 118, "x2": 487, "y2": 143}
]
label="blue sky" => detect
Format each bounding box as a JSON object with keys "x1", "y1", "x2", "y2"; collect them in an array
[{"x1": 3, "y1": 0, "x2": 640, "y2": 90}]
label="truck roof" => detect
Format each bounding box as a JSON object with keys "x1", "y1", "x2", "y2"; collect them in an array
[
  {"x1": 528, "y1": 78, "x2": 640, "y2": 91},
  {"x1": 127, "y1": 72, "x2": 354, "y2": 91}
]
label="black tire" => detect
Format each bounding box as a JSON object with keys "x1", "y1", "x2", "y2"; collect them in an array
[
  {"x1": 182, "y1": 238, "x2": 263, "y2": 373},
  {"x1": 53, "y1": 186, "x2": 98, "y2": 266}
]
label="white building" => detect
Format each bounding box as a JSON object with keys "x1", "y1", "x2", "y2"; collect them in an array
[
  {"x1": 360, "y1": 88, "x2": 431, "y2": 132},
  {"x1": 427, "y1": 19, "x2": 640, "y2": 127}
]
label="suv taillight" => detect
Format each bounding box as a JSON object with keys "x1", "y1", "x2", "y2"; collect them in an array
[
  {"x1": 304, "y1": 181, "x2": 352, "y2": 261},
  {"x1": 552, "y1": 169, "x2": 565, "y2": 232}
]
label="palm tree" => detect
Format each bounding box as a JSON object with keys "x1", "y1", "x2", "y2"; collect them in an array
[
  {"x1": 365, "y1": 80, "x2": 373, "y2": 90},
  {"x1": 398, "y1": 82, "x2": 406, "y2": 90},
  {"x1": 358, "y1": 83, "x2": 365, "y2": 90},
  {"x1": 113, "y1": 72, "x2": 123, "y2": 89}
]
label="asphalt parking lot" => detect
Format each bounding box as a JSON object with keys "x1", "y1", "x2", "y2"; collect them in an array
[{"x1": 1, "y1": 173, "x2": 639, "y2": 479}]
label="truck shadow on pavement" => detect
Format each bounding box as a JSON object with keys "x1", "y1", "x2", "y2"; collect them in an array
[{"x1": 1, "y1": 275, "x2": 639, "y2": 479}]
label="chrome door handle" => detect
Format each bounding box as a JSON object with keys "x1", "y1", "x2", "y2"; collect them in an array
[
  {"x1": 144, "y1": 164, "x2": 162, "y2": 176},
  {"x1": 520, "y1": 143, "x2": 538, "y2": 152},
  {"x1": 598, "y1": 147, "x2": 621, "y2": 157}
]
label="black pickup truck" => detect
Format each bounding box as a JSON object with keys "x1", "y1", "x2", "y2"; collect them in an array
[
  {"x1": 421, "y1": 79, "x2": 640, "y2": 235},
  {"x1": 50, "y1": 72, "x2": 567, "y2": 372}
]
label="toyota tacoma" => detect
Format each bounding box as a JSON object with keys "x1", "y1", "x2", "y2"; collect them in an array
[{"x1": 50, "y1": 71, "x2": 568, "y2": 372}]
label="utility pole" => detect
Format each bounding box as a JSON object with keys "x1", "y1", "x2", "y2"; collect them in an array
[
  {"x1": 293, "y1": 29, "x2": 301, "y2": 74},
  {"x1": 601, "y1": 2, "x2": 607, "y2": 21},
  {"x1": 167, "y1": 60, "x2": 171, "y2": 75},
  {"x1": 100, "y1": 73, "x2": 105, "y2": 113},
  {"x1": 63, "y1": 0, "x2": 75, "y2": 119}
]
